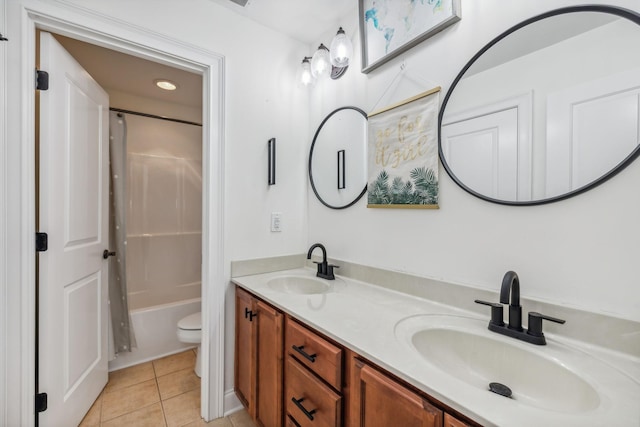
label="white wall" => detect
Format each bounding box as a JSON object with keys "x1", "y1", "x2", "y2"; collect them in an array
[
  {"x1": 3, "y1": 0, "x2": 310, "y2": 421},
  {"x1": 0, "y1": 0, "x2": 7, "y2": 423},
  {"x1": 308, "y1": 0, "x2": 640, "y2": 323},
  {"x1": 57, "y1": 0, "x2": 310, "y2": 262}
]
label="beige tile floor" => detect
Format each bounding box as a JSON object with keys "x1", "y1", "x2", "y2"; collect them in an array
[{"x1": 79, "y1": 349, "x2": 255, "y2": 427}]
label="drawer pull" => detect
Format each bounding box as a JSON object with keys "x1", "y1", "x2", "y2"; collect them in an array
[
  {"x1": 244, "y1": 307, "x2": 256, "y2": 321},
  {"x1": 291, "y1": 397, "x2": 316, "y2": 421},
  {"x1": 292, "y1": 345, "x2": 317, "y2": 363}
]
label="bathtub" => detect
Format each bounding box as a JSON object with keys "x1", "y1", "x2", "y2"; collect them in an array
[{"x1": 108, "y1": 298, "x2": 201, "y2": 372}]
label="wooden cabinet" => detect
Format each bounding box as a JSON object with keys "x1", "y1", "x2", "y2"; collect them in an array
[
  {"x1": 235, "y1": 287, "x2": 479, "y2": 427},
  {"x1": 444, "y1": 413, "x2": 472, "y2": 427},
  {"x1": 234, "y1": 287, "x2": 255, "y2": 415},
  {"x1": 349, "y1": 356, "x2": 443, "y2": 427},
  {"x1": 234, "y1": 287, "x2": 283, "y2": 427},
  {"x1": 285, "y1": 317, "x2": 343, "y2": 389},
  {"x1": 284, "y1": 317, "x2": 344, "y2": 427},
  {"x1": 285, "y1": 356, "x2": 342, "y2": 427},
  {"x1": 255, "y1": 300, "x2": 283, "y2": 427}
]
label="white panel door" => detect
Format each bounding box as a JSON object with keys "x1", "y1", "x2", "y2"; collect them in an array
[
  {"x1": 442, "y1": 108, "x2": 520, "y2": 200},
  {"x1": 546, "y1": 69, "x2": 640, "y2": 197},
  {"x1": 441, "y1": 93, "x2": 532, "y2": 201},
  {"x1": 38, "y1": 32, "x2": 109, "y2": 426}
]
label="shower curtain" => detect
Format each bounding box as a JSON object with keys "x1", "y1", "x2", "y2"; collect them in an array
[{"x1": 108, "y1": 111, "x2": 136, "y2": 356}]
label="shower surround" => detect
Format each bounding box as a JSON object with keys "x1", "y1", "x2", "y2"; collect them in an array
[
  {"x1": 125, "y1": 114, "x2": 202, "y2": 310},
  {"x1": 109, "y1": 112, "x2": 202, "y2": 370}
]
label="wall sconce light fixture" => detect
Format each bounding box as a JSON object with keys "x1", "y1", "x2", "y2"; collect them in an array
[
  {"x1": 299, "y1": 57, "x2": 316, "y2": 87},
  {"x1": 337, "y1": 149, "x2": 346, "y2": 190},
  {"x1": 300, "y1": 27, "x2": 353, "y2": 85},
  {"x1": 330, "y1": 27, "x2": 353, "y2": 69},
  {"x1": 310, "y1": 43, "x2": 331, "y2": 78},
  {"x1": 268, "y1": 138, "x2": 276, "y2": 185}
]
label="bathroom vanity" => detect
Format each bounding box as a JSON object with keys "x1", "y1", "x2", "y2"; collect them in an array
[
  {"x1": 234, "y1": 284, "x2": 475, "y2": 427},
  {"x1": 231, "y1": 264, "x2": 640, "y2": 427}
]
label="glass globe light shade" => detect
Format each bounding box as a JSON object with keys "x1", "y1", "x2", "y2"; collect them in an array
[
  {"x1": 310, "y1": 44, "x2": 331, "y2": 78},
  {"x1": 330, "y1": 27, "x2": 353, "y2": 68},
  {"x1": 299, "y1": 57, "x2": 316, "y2": 87}
]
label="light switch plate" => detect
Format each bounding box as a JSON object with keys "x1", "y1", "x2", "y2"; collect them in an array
[{"x1": 271, "y1": 212, "x2": 282, "y2": 232}]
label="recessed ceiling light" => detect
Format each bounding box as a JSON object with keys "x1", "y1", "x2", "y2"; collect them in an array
[{"x1": 155, "y1": 79, "x2": 177, "y2": 91}]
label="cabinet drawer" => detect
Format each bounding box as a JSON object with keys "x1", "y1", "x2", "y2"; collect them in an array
[
  {"x1": 285, "y1": 415, "x2": 299, "y2": 427},
  {"x1": 285, "y1": 356, "x2": 342, "y2": 427},
  {"x1": 285, "y1": 317, "x2": 342, "y2": 389}
]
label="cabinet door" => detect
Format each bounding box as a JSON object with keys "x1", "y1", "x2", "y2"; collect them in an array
[
  {"x1": 285, "y1": 356, "x2": 342, "y2": 427},
  {"x1": 255, "y1": 300, "x2": 284, "y2": 427},
  {"x1": 445, "y1": 413, "x2": 472, "y2": 427},
  {"x1": 349, "y1": 358, "x2": 442, "y2": 427},
  {"x1": 235, "y1": 287, "x2": 257, "y2": 417}
]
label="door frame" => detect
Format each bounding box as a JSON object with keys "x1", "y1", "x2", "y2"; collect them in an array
[{"x1": 2, "y1": 1, "x2": 226, "y2": 424}]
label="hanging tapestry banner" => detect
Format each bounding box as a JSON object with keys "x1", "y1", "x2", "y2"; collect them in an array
[{"x1": 367, "y1": 87, "x2": 440, "y2": 209}]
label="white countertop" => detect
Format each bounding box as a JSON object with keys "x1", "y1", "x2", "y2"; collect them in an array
[{"x1": 231, "y1": 268, "x2": 640, "y2": 427}]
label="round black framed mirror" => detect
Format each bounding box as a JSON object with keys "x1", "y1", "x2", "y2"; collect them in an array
[
  {"x1": 439, "y1": 5, "x2": 640, "y2": 205},
  {"x1": 309, "y1": 106, "x2": 368, "y2": 209}
]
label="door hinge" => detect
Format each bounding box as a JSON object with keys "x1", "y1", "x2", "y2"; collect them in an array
[
  {"x1": 35, "y1": 232, "x2": 48, "y2": 252},
  {"x1": 0, "y1": 33, "x2": 8, "y2": 42},
  {"x1": 35, "y1": 392, "x2": 47, "y2": 413},
  {"x1": 35, "y1": 70, "x2": 49, "y2": 91}
]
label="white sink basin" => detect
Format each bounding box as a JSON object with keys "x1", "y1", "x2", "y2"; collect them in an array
[
  {"x1": 267, "y1": 275, "x2": 332, "y2": 295},
  {"x1": 393, "y1": 314, "x2": 634, "y2": 414}
]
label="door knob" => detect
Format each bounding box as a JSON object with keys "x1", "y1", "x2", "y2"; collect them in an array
[{"x1": 103, "y1": 249, "x2": 116, "y2": 259}]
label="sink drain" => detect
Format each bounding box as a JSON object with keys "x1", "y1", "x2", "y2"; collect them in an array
[{"x1": 489, "y1": 382, "x2": 512, "y2": 398}]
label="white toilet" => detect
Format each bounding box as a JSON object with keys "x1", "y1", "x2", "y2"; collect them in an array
[{"x1": 177, "y1": 312, "x2": 202, "y2": 377}]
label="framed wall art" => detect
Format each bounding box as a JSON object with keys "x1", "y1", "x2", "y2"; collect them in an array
[
  {"x1": 359, "y1": 0, "x2": 461, "y2": 73},
  {"x1": 367, "y1": 87, "x2": 440, "y2": 209}
]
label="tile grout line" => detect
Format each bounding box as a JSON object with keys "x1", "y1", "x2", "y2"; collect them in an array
[
  {"x1": 95, "y1": 351, "x2": 200, "y2": 426},
  {"x1": 101, "y1": 396, "x2": 161, "y2": 424},
  {"x1": 153, "y1": 360, "x2": 171, "y2": 427},
  {"x1": 100, "y1": 369, "x2": 158, "y2": 423}
]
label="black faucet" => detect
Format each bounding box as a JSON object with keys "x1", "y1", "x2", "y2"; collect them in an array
[
  {"x1": 500, "y1": 271, "x2": 523, "y2": 331},
  {"x1": 307, "y1": 243, "x2": 338, "y2": 280},
  {"x1": 475, "y1": 271, "x2": 565, "y2": 345}
]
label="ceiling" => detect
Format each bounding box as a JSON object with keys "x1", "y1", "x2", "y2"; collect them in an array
[
  {"x1": 53, "y1": 1, "x2": 352, "y2": 109},
  {"x1": 54, "y1": 34, "x2": 203, "y2": 109},
  {"x1": 207, "y1": 0, "x2": 357, "y2": 44}
]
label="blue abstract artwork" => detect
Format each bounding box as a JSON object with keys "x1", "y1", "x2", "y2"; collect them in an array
[{"x1": 360, "y1": 0, "x2": 460, "y2": 73}]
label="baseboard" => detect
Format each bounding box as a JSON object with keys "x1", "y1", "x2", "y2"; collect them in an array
[{"x1": 223, "y1": 389, "x2": 243, "y2": 417}]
